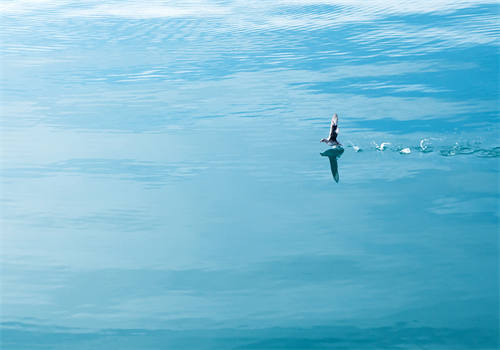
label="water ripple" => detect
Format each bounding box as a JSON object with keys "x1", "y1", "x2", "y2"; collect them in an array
[
  {"x1": 344, "y1": 139, "x2": 500, "y2": 158},
  {"x1": 1, "y1": 158, "x2": 206, "y2": 186}
]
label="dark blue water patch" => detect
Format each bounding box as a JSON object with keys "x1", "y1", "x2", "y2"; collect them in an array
[
  {"x1": 289, "y1": 47, "x2": 499, "y2": 101},
  {"x1": 454, "y1": 2, "x2": 500, "y2": 21},
  {"x1": 345, "y1": 114, "x2": 497, "y2": 134},
  {"x1": 1, "y1": 322, "x2": 498, "y2": 350},
  {"x1": 383, "y1": 46, "x2": 500, "y2": 100},
  {"x1": 381, "y1": 3, "x2": 500, "y2": 26}
]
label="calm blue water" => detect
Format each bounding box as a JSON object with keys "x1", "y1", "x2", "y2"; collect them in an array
[{"x1": 1, "y1": 1, "x2": 499, "y2": 349}]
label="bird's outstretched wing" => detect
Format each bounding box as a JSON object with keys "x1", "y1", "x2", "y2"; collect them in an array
[
  {"x1": 328, "y1": 114, "x2": 339, "y2": 139},
  {"x1": 332, "y1": 113, "x2": 338, "y2": 127}
]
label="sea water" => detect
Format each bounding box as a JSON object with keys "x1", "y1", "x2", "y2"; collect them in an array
[{"x1": 1, "y1": 1, "x2": 499, "y2": 349}]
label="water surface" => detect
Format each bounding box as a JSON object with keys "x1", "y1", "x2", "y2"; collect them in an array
[{"x1": 1, "y1": 1, "x2": 499, "y2": 349}]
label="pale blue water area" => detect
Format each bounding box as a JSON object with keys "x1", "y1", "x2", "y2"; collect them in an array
[{"x1": 1, "y1": 1, "x2": 499, "y2": 349}]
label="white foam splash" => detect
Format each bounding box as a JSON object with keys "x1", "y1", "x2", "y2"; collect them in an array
[
  {"x1": 419, "y1": 138, "x2": 432, "y2": 152},
  {"x1": 349, "y1": 141, "x2": 361, "y2": 152},
  {"x1": 373, "y1": 142, "x2": 391, "y2": 151},
  {"x1": 400, "y1": 147, "x2": 411, "y2": 154}
]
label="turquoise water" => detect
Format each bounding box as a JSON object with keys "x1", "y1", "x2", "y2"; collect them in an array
[{"x1": 1, "y1": 1, "x2": 499, "y2": 349}]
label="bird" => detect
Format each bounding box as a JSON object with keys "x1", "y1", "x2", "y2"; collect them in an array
[{"x1": 320, "y1": 113, "x2": 341, "y2": 146}]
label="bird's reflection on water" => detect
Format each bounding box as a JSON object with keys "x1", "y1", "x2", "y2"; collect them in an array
[{"x1": 321, "y1": 147, "x2": 344, "y2": 183}]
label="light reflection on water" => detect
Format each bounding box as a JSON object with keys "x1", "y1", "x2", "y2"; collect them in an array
[{"x1": 1, "y1": 1, "x2": 499, "y2": 349}]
